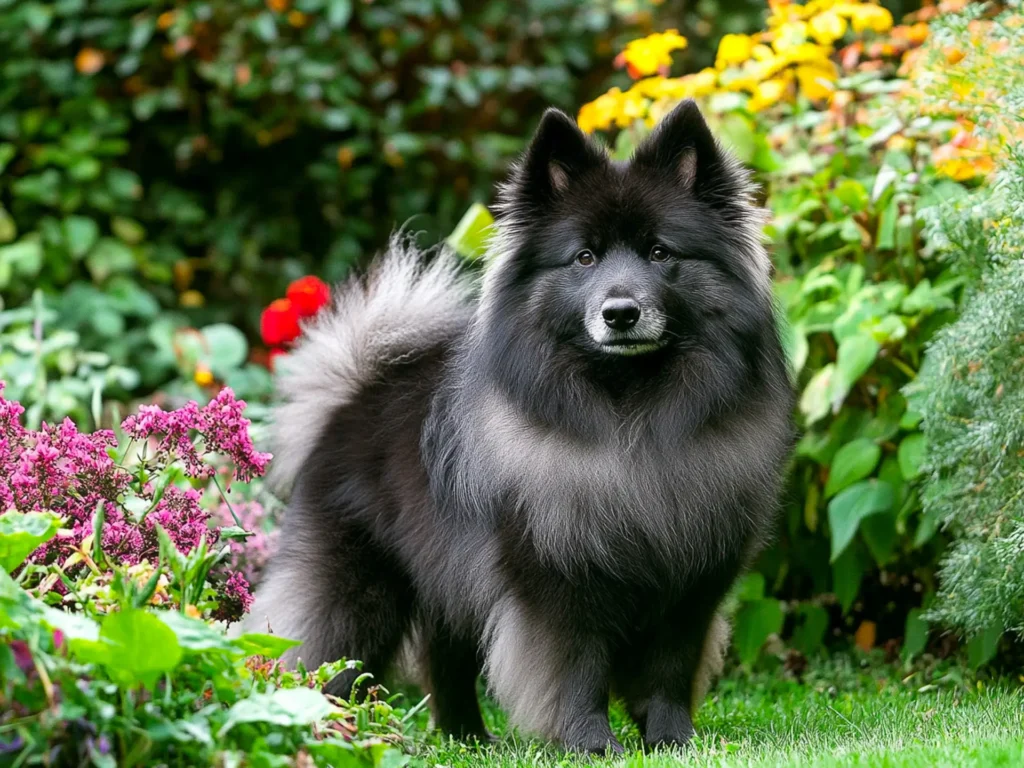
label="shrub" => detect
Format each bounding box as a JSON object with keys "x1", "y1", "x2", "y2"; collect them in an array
[
  {"x1": 908, "y1": 5, "x2": 1024, "y2": 657},
  {"x1": 578, "y1": 0, "x2": 991, "y2": 662},
  {"x1": 0, "y1": 383, "x2": 417, "y2": 764}
]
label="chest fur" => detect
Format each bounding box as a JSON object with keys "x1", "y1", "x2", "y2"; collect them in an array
[{"x1": 462, "y1": 391, "x2": 782, "y2": 577}]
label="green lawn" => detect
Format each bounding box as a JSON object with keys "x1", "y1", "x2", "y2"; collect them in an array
[{"x1": 416, "y1": 657, "x2": 1024, "y2": 767}]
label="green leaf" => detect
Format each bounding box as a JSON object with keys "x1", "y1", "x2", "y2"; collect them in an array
[
  {"x1": 967, "y1": 624, "x2": 1002, "y2": 669},
  {"x1": 99, "y1": 609, "x2": 183, "y2": 687},
  {"x1": 871, "y1": 165, "x2": 899, "y2": 202},
  {"x1": 897, "y1": 433, "x2": 926, "y2": 480},
  {"x1": 825, "y1": 439, "x2": 882, "y2": 498},
  {"x1": 735, "y1": 572, "x2": 766, "y2": 602},
  {"x1": 781, "y1": 321, "x2": 808, "y2": 379},
  {"x1": 86, "y1": 238, "x2": 136, "y2": 282},
  {"x1": 234, "y1": 632, "x2": 303, "y2": 659},
  {"x1": 876, "y1": 197, "x2": 897, "y2": 249},
  {"x1": 0, "y1": 238, "x2": 44, "y2": 278},
  {"x1": 0, "y1": 511, "x2": 61, "y2": 572},
  {"x1": 733, "y1": 598, "x2": 784, "y2": 666},
  {"x1": 159, "y1": 611, "x2": 238, "y2": 653},
  {"x1": 218, "y1": 688, "x2": 333, "y2": 737},
  {"x1": 834, "y1": 180, "x2": 869, "y2": 213},
  {"x1": 902, "y1": 608, "x2": 928, "y2": 661},
  {"x1": 446, "y1": 203, "x2": 494, "y2": 260},
  {"x1": 327, "y1": 0, "x2": 353, "y2": 27},
  {"x1": 860, "y1": 510, "x2": 898, "y2": 566},
  {"x1": 832, "y1": 545, "x2": 865, "y2": 614},
  {"x1": 0, "y1": 206, "x2": 16, "y2": 244},
  {"x1": 800, "y1": 364, "x2": 835, "y2": 425},
  {"x1": 792, "y1": 603, "x2": 829, "y2": 656},
  {"x1": 828, "y1": 480, "x2": 894, "y2": 562},
  {"x1": 202, "y1": 323, "x2": 249, "y2": 378},
  {"x1": 830, "y1": 335, "x2": 880, "y2": 409},
  {"x1": 111, "y1": 216, "x2": 147, "y2": 245},
  {"x1": 913, "y1": 506, "x2": 943, "y2": 549}
]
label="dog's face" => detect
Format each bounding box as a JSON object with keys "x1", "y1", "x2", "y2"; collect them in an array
[{"x1": 494, "y1": 100, "x2": 770, "y2": 361}]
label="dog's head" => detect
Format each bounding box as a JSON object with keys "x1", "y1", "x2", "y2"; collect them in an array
[{"x1": 488, "y1": 100, "x2": 771, "y2": 360}]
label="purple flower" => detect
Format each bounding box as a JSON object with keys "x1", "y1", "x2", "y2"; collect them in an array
[{"x1": 213, "y1": 571, "x2": 254, "y2": 623}]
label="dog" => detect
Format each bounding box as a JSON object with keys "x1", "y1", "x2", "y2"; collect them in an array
[{"x1": 246, "y1": 99, "x2": 794, "y2": 753}]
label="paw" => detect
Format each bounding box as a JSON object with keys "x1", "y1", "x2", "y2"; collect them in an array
[
  {"x1": 564, "y1": 735, "x2": 625, "y2": 756},
  {"x1": 644, "y1": 731, "x2": 693, "y2": 750}
]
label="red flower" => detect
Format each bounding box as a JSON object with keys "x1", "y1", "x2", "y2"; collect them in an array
[
  {"x1": 286, "y1": 276, "x2": 330, "y2": 318},
  {"x1": 260, "y1": 298, "x2": 301, "y2": 346}
]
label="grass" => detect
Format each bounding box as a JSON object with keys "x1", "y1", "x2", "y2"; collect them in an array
[{"x1": 411, "y1": 655, "x2": 1024, "y2": 767}]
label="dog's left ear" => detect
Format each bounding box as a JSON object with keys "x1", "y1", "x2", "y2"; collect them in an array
[
  {"x1": 631, "y1": 99, "x2": 728, "y2": 199},
  {"x1": 508, "y1": 108, "x2": 606, "y2": 210}
]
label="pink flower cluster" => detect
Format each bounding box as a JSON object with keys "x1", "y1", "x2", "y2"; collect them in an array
[
  {"x1": 121, "y1": 386, "x2": 271, "y2": 482},
  {"x1": 1, "y1": 383, "x2": 272, "y2": 618}
]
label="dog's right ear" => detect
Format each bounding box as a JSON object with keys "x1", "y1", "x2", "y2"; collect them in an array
[{"x1": 506, "y1": 108, "x2": 606, "y2": 211}]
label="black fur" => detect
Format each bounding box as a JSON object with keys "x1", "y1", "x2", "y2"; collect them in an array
[{"x1": 252, "y1": 99, "x2": 794, "y2": 753}]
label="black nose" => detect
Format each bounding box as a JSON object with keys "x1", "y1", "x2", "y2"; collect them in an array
[{"x1": 601, "y1": 298, "x2": 640, "y2": 330}]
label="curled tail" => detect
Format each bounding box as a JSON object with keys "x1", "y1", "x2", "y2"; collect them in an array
[{"x1": 267, "y1": 236, "x2": 475, "y2": 493}]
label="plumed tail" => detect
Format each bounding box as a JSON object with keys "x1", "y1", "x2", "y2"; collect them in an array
[{"x1": 267, "y1": 236, "x2": 474, "y2": 493}]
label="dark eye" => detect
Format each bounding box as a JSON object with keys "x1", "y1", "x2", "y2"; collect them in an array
[
  {"x1": 650, "y1": 245, "x2": 670, "y2": 262},
  {"x1": 576, "y1": 250, "x2": 596, "y2": 267}
]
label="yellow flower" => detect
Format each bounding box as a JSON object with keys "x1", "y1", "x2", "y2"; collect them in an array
[
  {"x1": 689, "y1": 67, "x2": 719, "y2": 95},
  {"x1": 716, "y1": 34, "x2": 754, "y2": 68},
  {"x1": 772, "y1": 21, "x2": 809, "y2": 54},
  {"x1": 847, "y1": 3, "x2": 893, "y2": 34},
  {"x1": 578, "y1": 88, "x2": 626, "y2": 134},
  {"x1": 194, "y1": 365, "x2": 214, "y2": 387},
  {"x1": 778, "y1": 42, "x2": 835, "y2": 67},
  {"x1": 796, "y1": 64, "x2": 836, "y2": 100},
  {"x1": 617, "y1": 30, "x2": 689, "y2": 78},
  {"x1": 749, "y1": 78, "x2": 789, "y2": 111},
  {"x1": 808, "y1": 10, "x2": 847, "y2": 44}
]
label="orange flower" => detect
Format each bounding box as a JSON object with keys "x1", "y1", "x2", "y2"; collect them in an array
[
  {"x1": 75, "y1": 48, "x2": 104, "y2": 75},
  {"x1": 157, "y1": 11, "x2": 176, "y2": 30},
  {"x1": 337, "y1": 146, "x2": 355, "y2": 168},
  {"x1": 260, "y1": 298, "x2": 302, "y2": 346},
  {"x1": 286, "y1": 276, "x2": 331, "y2": 318},
  {"x1": 266, "y1": 0, "x2": 289, "y2": 11}
]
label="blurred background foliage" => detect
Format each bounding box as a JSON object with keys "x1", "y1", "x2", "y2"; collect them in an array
[
  {"x1": 2, "y1": 0, "x2": 1022, "y2": 670},
  {"x1": 0, "y1": 0, "x2": 701, "y2": 407}
]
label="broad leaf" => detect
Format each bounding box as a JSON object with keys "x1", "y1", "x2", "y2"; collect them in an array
[
  {"x1": 828, "y1": 480, "x2": 894, "y2": 562},
  {"x1": 792, "y1": 603, "x2": 829, "y2": 656},
  {"x1": 218, "y1": 687, "x2": 333, "y2": 737},
  {"x1": 235, "y1": 632, "x2": 303, "y2": 659},
  {"x1": 446, "y1": 203, "x2": 493, "y2": 260},
  {"x1": 99, "y1": 609, "x2": 184, "y2": 687},
  {"x1": 733, "y1": 598, "x2": 784, "y2": 666},
  {"x1": 902, "y1": 608, "x2": 928, "y2": 661},
  {"x1": 0, "y1": 511, "x2": 61, "y2": 572},
  {"x1": 897, "y1": 433, "x2": 926, "y2": 480},
  {"x1": 832, "y1": 545, "x2": 865, "y2": 614},
  {"x1": 825, "y1": 439, "x2": 882, "y2": 498}
]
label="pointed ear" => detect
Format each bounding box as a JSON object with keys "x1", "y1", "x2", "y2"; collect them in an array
[
  {"x1": 507, "y1": 108, "x2": 607, "y2": 210},
  {"x1": 631, "y1": 99, "x2": 731, "y2": 200}
]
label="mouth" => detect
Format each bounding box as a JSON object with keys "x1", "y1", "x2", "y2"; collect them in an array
[{"x1": 597, "y1": 338, "x2": 669, "y2": 356}]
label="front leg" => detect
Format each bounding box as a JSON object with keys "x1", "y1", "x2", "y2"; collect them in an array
[
  {"x1": 557, "y1": 635, "x2": 622, "y2": 755},
  {"x1": 619, "y1": 605, "x2": 729, "y2": 747},
  {"x1": 484, "y1": 596, "x2": 621, "y2": 754}
]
